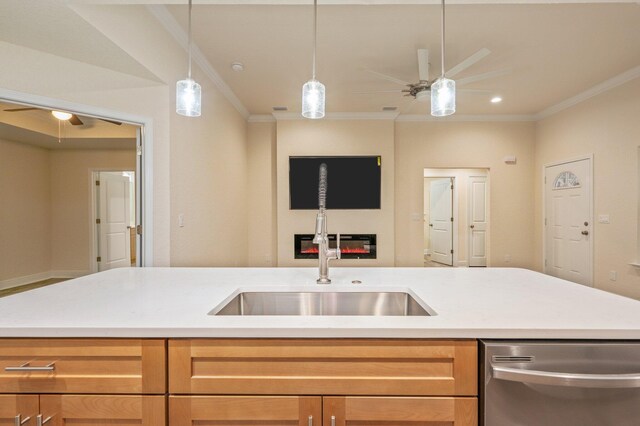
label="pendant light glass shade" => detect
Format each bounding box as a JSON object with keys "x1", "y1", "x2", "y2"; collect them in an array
[
  {"x1": 431, "y1": 77, "x2": 455, "y2": 117},
  {"x1": 176, "y1": 78, "x2": 201, "y2": 117},
  {"x1": 302, "y1": 79, "x2": 325, "y2": 119}
]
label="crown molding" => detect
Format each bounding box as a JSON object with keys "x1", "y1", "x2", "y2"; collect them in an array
[
  {"x1": 396, "y1": 113, "x2": 536, "y2": 122},
  {"x1": 248, "y1": 114, "x2": 276, "y2": 123},
  {"x1": 146, "y1": 5, "x2": 250, "y2": 119},
  {"x1": 535, "y1": 65, "x2": 640, "y2": 120},
  {"x1": 79, "y1": 1, "x2": 640, "y2": 5},
  {"x1": 272, "y1": 111, "x2": 401, "y2": 121}
]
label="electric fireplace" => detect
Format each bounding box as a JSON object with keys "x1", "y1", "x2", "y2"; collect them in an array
[{"x1": 294, "y1": 234, "x2": 377, "y2": 260}]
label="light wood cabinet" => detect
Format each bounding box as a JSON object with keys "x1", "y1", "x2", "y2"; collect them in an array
[
  {"x1": 0, "y1": 339, "x2": 166, "y2": 394},
  {"x1": 0, "y1": 395, "x2": 38, "y2": 426},
  {"x1": 169, "y1": 339, "x2": 477, "y2": 396},
  {"x1": 169, "y1": 396, "x2": 322, "y2": 426},
  {"x1": 39, "y1": 395, "x2": 165, "y2": 426},
  {"x1": 323, "y1": 396, "x2": 477, "y2": 426}
]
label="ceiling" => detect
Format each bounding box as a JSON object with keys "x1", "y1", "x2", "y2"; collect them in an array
[
  {"x1": 164, "y1": 2, "x2": 640, "y2": 115},
  {"x1": 0, "y1": 101, "x2": 138, "y2": 150}
]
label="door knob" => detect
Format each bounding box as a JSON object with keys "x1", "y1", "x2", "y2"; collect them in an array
[
  {"x1": 581, "y1": 230, "x2": 589, "y2": 236},
  {"x1": 429, "y1": 224, "x2": 433, "y2": 227},
  {"x1": 470, "y1": 225, "x2": 475, "y2": 229}
]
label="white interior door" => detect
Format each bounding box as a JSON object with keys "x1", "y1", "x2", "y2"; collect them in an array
[
  {"x1": 544, "y1": 158, "x2": 592, "y2": 286},
  {"x1": 429, "y1": 178, "x2": 453, "y2": 266},
  {"x1": 98, "y1": 172, "x2": 131, "y2": 271},
  {"x1": 468, "y1": 176, "x2": 488, "y2": 267}
]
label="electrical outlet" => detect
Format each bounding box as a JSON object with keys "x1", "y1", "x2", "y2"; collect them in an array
[
  {"x1": 504, "y1": 254, "x2": 511, "y2": 263},
  {"x1": 609, "y1": 271, "x2": 617, "y2": 281},
  {"x1": 598, "y1": 214, "x2": 610, "y2": 224}
]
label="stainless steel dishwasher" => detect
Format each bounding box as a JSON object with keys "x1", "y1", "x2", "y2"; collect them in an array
[{"x1": 481, "y1": 340, "x2": 640, "y2": 426}]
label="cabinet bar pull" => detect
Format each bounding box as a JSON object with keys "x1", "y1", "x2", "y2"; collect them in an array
[
  {"x1": 36, "y1": 415, "x2": 53, "y2": 426},
  {"x1": 15, "y1": 415, "x2": 31, "y2": 426},
  {"x1": 5, "y1": 362, "x2": 55, "y2": 372},
  {"x1": 308, "y1": 415, "x2": 313, "y2": 426},
  {"x1": 331, "y1": 415, "x2": 336, "y2": 426}
]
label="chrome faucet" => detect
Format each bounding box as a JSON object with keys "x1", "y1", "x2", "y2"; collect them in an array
[{"x1": 313, "y1": 163, "x2": 340, "y2": 284}]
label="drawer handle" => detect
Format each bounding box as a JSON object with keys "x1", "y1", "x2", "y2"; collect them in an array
[
  {"x1": 308, "y1": 415, "x2": 313, "y2": 426},
  {"x1": 5, "y1": 362, "x2": 55, "y2": 372},
  {"x1": 331, "y1": 415, "x2": 336, "y2": 426},
  {"x1": 36, "y1": 415, "x2": 53, "y2": 426},
  {"x1": 15, "y1": 415, "x2": 31, "y2": 426}
]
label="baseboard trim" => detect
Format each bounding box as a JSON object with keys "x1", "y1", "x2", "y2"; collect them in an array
[{"x1": 0, "y1": 270, "x2": 89, "y2": 291}]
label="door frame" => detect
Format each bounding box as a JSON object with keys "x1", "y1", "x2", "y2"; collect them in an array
[
  {"x1": 542, "y1": 154, "x2": 594, "y2": 285},
  {"x1": 90, "y1": 170, "x2": 138, "y2": 273},
  {"x1": 0, "y1": 87, "x2": 155, "y2": 267},
  {"x1": 424, "y1": 175, "x2": 459, "y2": 267}
]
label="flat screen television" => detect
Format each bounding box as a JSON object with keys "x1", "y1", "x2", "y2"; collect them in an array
[{"x1": 289, "y1": 156, "x2": 381, "y2": 209}]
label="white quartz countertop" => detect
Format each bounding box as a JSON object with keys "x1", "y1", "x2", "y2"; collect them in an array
[{"x1": 0, "y1": 267, "x2": 639, "y2": 339}]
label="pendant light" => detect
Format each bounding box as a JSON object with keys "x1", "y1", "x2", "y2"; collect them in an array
[
  {"x1": 431, "y1": 0, "x2": 455, "y2": 117},
  {"x1": 176, "y1": 0, "x2": 201, "y2": 117},
  {"x1": 302, "y1": 0, "x2": 325, "y2": 119}
]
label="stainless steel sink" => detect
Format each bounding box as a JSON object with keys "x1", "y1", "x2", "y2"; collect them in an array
[{"x1": 210, "y1": 291, "x2": 432, "y2": 316}]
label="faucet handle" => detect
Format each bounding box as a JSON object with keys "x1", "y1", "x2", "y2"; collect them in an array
[{"x1": 336, "y1": 233, "x2": 341, "y2": 259}]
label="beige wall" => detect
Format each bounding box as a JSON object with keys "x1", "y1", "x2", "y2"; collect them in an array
[
  {"x1": 276, "y1": 120, "x2": 395, "y2": 267},
  {"x1": 534, "y1": 78, "x2": 640, "y2": 299},
  {"x1": 0, "y1": 139, "x2": 51, "y2": 283},
  {"x1": 50, "y1": 150, "x2": 136, "y2": 273},
  {"x1": 395, "y1": 121, "x2": 536, "y2": 268},
  {"x1": 247, "y1": 121, "x2": 277, "y2": 267}
]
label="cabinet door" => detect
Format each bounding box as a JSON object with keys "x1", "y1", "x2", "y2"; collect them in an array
[
  {"x1": 0, "y1": 395, "x2": 38, "y2": 426},
  {"x1": 323, "y1": 397, "x2": 477, "y2": 426},
  {"x1": 169, "y1": 396, "x2": 322, "y2": 426},
  {"x1": 39, "y1": 395, "x2": 165, "y2": 426}
]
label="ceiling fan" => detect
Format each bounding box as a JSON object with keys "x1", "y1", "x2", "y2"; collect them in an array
[
  {"x1": 3, "y1": 107, "x2": 122, "y2": 126},
  {"x1": 358, "y1": 48, "x2": 507, "y2": 106}
]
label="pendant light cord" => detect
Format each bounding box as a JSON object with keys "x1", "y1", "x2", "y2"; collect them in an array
[
  {"x1": 188, "y1": 0, "x2": 193, "y2": 79},
  {"x1": 441, "y1": 0, "x2": 445, "y2": 78},
  {"x1": 312, "y1": 0, "x2": 317, "y2": 80}
]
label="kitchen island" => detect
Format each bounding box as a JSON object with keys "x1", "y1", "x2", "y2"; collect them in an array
[{"x1": 0, "y1": 267, "x2": 639, "y2": 425}]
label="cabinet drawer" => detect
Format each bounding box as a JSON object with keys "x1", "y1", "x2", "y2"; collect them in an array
[
  {"x1": 0, "y1": 339, "x2": 166, "y2": 394},
  {"x1": 324, "y1": 396, "x2": 477, "y2": 426},
  {"x1": 169, "y1": 339, "x2": 477, "y2": 396}
]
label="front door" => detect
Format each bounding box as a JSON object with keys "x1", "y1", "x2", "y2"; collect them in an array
[
  {"x1": 429, "y1": 178, "x2": 453, "y2": 266},
  {"x1": 98, "y1": 172, "x2": 131, "y2": 271},
  {"x1": 544, "y1": 158, "x2": 592, "y2": 286}
]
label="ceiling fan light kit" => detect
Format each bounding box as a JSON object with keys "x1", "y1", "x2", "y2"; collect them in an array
[
  {"x1": 51, "y1": 110, "x2": 72, "y2": 121},
  {"x1": 176, "y1": 0, "x2": 201, "y2": 117},
  {"x1": 301, "y1": 0, "x2": 325, "y2": 119},
  {"x1": 431, "y1": 0, "x2": 455, "y2": 117}
]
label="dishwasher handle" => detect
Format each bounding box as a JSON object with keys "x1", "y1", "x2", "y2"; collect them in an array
[{"x1": 491, "y1": 364, "x2": 640, "y2": 388}]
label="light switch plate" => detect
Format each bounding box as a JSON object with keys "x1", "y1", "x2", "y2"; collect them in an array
[{"x1": 598, "y1": 214, "x2": 610, "y2": 224}]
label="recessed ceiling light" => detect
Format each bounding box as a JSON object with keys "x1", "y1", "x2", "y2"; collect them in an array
[
  {"x1": 231, "y1": 62, "x2": 244, "y2": 72},
  {"x1": 51, "y1": 110, "x2": 72, "y2": 120},
  {"x1": 491, "y1": 96, "x2": 503, "y2": 104}
]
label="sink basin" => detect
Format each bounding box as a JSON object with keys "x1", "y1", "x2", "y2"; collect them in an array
[{"x1": 210, "y1": 291, "x2": 432, "y2": 316}]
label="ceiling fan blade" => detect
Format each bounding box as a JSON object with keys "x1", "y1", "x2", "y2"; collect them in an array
[
  {"x1": 98, "y1": 118, "x2": 122, "y2": 126},
  {"x1": 446, "y1": 48, "x2": 491, "y2": 78},
  {"x1": 457, "y1": 70, "x2": 509, "y2": 87},
  {"x1": 363, "y1": 69, "x2": 411, "y2": 86},
  {"x1": 4, "y1": 107, "x2": 40, "y2": 112},
  {"x1": 69, "y1": 114, "x2": 83, "y2": 126},
  {"x1": 417, "y1": 49, "x2": 429, "y2": 82}
]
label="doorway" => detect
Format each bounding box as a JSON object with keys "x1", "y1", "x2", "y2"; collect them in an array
[
  {"x1": 0, "y1": 97, "x2": 145, "y2": 295},
  {"x1": 423, "y1": 168, "x2": 490, "y2": 267},
  {"x1": 544, "y1": 157, "x2": 593, "y2": 286}
]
